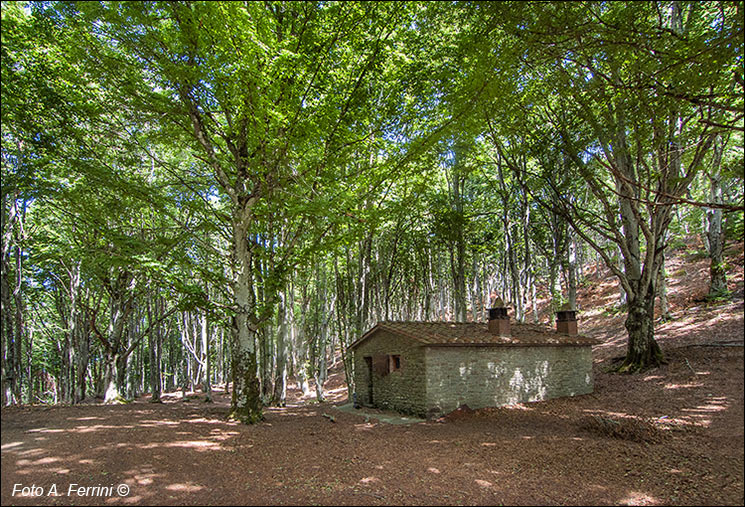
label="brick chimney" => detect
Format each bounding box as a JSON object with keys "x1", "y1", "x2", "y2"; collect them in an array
[
  {"x1": 556, "y1": 304, "x2": 578, "y2": 335},
  {"x1": 487, "y1": 298, "x2": 510, "y2": 336}
]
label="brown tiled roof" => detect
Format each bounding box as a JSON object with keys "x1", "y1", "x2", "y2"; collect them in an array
[{"x1": 350, "y1": 321, "x2": 600, "y2": 349}]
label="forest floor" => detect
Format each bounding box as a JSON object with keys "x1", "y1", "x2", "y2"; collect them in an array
[{"x1": 1, "y1": 238, "x2": 743, "y2": 506}]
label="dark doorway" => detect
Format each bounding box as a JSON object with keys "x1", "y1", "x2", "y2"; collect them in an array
[{"x1": 364, "y1": 356, "x2": 373, "y2": 405}]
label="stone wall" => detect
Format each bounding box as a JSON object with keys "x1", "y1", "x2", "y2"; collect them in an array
[
  {"x1": 352, "y1": 330, "x2": 427, "y2": 417},
  {"x1": 424, "y1": 345, "x2": 594, "y2": 416}
]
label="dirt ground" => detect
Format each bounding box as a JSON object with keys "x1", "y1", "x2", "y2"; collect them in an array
[{"x1": 1, "y1": 239, "x2": 743, "y2": 506}]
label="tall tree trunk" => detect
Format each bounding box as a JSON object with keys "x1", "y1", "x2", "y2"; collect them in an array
[
  {"x1": 657, "y1": 240, "x2": 671, "y2": 321},
  {"x1": 617, "y1": 250, "x2": 627, "y2": 306},
  {"x1": 97, "y1": 276, "x2": 133, "y2": 404},
  {"x1": 149, "y1": 327, "x2": 162, "y2": 402},
  {"x1": 202, "y1": 308, "x2": 212, "y2": 402},
  {"x1": 471, "y1": 257, "x2": 481, "y2": 322},
  {"x1": 272, "y1": 289, "x2": 288, "y2": 406},
  {"x1": 230, "y1": 211, "x2": 263, "y2": 423},
  {"x1": 613, "y1": 118, "x2": 666, "y2": 371},
  {"x1": 706, "y1": 135, "x2": 727, "y2": 296},
  {"x1": 566, "y1": 233, "x2": 578, "y2": 310},
  {"x1": 26, "y1": 324, "x2": 34, "y2": 404},
  {"x1": 0, "y1": 191, "x2": 13, "y2": 406},
  {"x1": 75, "y1": 320, "x2": 90, "y2": 403},
  {"x1": 451, "y1": 172, "x2": 467, "y2": 323},
  {"x1": 12, "y1": 233, "x2": 24, "y2": 403},
  {"x1": 102, "y1": 352, "x2": 123, "y2": 403},
  {"x1": 148, "y1": 296, "x2": 162, "y2": 403},
  {"x1": 314, "y1": 264, "x2": 328, "y2": 402}
]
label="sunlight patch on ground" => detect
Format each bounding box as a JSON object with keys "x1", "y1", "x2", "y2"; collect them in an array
[
  {"x1": 353, "y1": 422, "x2": 377, "y2": 431},
  {"x1": 74, "y1": 424, "x2": 136, "y2": 432},
  {"x1": 208, "y1": 429, "x2": 240, "y2": 441},
  {"x1": 164, "y1": 482, "x2": 204, "y2": 493},
  {"x1": 14, "y1": 448, "x2": 45, "y2": 458},
  {"x1": 17, "y1": 456, "x2": 60, "y2": 466},
  {"x1": 183, "y1": 416, "x2": 228, "y2": 425},
  {"x1": 114, "y1": 494, "x2": 144, "y2": 504},
  {"x1": 618, "y1": 490, "x2": 659, "y2": 505},
  {"x1": 133, "y1": 473, "x2": 158, "y2": 486},
  {"x1": 139, "y1": 419, "x2": 179, "y2": 426},
  {"x1": 678, "y1": 396, "x2": 729, "y2": 427},
  {"x1": 664, "y1": 382, "x2": 704, "y2": 389},
  {"x1": 583, "y1": 410, "x2": 633, "y2": 419},
  {"x1": 137, "y1": 440, "x2": 223, "y2": 451},
  {"x1": 500, "y1": 403, "x2": 534, "y2": 411},
  {"x1": 264, "y1": 408, "x2": 318, "y2": 417},
  {"x1": 1, "y1": 441, "x2": 24, "y2": 450}
]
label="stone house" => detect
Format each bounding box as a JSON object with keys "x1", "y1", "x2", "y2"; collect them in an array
[{"x1": 350, "y1": 307, "x2": 598, "y2": 418}]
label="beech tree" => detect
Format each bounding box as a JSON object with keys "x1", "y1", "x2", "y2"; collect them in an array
[
  {"x1": 60, "y1": 1, "x2": 469, "y2": 421},
  {"x1": 2, "y1": 1, "x2": 742, "y2": 410},
  {"x1": 477, "y1": 1, "x2": 743, "y2": 371}
]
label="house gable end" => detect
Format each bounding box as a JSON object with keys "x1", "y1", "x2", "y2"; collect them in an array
[{"x1": 349, "y1": 323, "x2": 426, "y2": 351}]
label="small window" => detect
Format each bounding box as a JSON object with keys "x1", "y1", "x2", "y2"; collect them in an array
[
  {"x1": 389, "y1": 355, "x2": 401, "y2": 372},
  {"x1": 372, "y1": 355, "x2": 389, "y2": 376}
]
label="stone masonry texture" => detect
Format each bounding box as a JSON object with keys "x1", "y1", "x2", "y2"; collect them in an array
[
  {"x1": 353, "y1": 327, "x2": 594, "y2": 418},
  {"x1": 353, "y1": 330, "x2": 427, "y2": 417},
  {"x1": 424, "y1": 345, "x2": 593, "y2": 416}
]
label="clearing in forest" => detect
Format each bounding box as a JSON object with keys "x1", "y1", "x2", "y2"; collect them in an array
[{"x1": 2, "y1": 241, "x2": 743, "y2": 506}]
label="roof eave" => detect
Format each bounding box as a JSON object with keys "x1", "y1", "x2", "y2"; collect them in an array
[{"x1": 349, "y1": 323, "x2": 428, "y2": 350}]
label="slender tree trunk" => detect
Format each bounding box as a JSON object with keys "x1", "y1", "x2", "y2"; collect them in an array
[
  {"x1": 567, "y1": 233, "x2": 578, "y2": 310},
  {"x1": 506, "y1": 223, "x2": 522, "y2": 321},
  {"x1": 315, "y1": 264, "x2": 328, "y2": 402},
  {"x1": 496, "y1": 159, "x2": 522, "y2": 320},
  {"x1": 26, "y1": 324, "x2": 34, "y2": 404},
  {"x1": 657, "y1": 240, "x2": 671, "y2": 321},
  {"x1": 0, "y1": 191, "x2": 13, "y2": 406},
  {"x1": 75, "y1": 319, "x2": 90, "y2": 403},
  {"x1": 12, "y1": 235, "x2": 24, "y2": 403},
  {"x1": 148, "y1": 295, "x2": 162, "y2": 402},
  {"x1": 202, "y1": 308, "x2": 212, "y2": 402},
  {"x1": 706, "y1": 135, "x2": 727, "y2": 296},
  {"x1": 451, "y1": 173, "x2": 468, "y2": 323},
  {"x1": 149, "y1": 327, "x2": 162, "y2": 402},
  {"x1": 472, "y1": 257, "x2": 481, "y2": 322},
  {"x1": 617, "y1": 249, "x2": 627, "y2": 306},
  {"x1": 272, "y1": 289, "x2": 287, "y2": 406}
]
